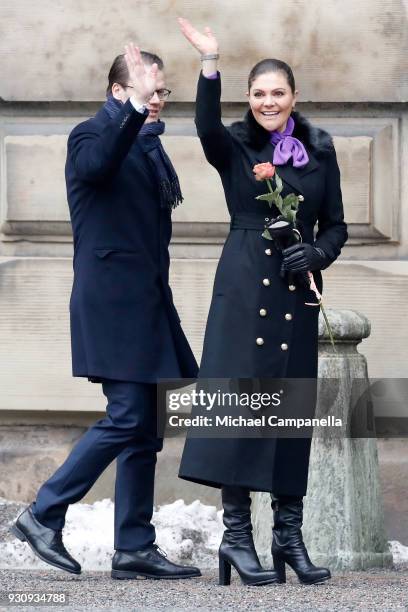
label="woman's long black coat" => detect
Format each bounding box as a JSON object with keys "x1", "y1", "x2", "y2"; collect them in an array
[{"x1": 178, "y1": 73, "x2": 348, "y2": 495}]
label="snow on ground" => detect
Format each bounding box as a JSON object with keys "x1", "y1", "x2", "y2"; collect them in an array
[
  {"x1": 388, "y1": 540, "x2": 408, "y2": 565},
  {"x1": 0, "y1": 499, "x2": 224, "y2": 571},
  {"x1": 1, "y1": 499, "x2": 407, "y2": 571}
]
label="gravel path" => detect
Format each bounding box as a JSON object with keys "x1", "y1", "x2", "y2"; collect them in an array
[
  {"x1": 0, "y1": 568, "x2": 407, "y2": 611},
  {"x1": 2, "y1": 500, "x2": 407, "y2": 610}
]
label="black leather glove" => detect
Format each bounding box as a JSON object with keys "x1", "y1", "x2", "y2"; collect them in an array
[{"x1": 282, "y1": 243, "x2": 327, "y2": 273}]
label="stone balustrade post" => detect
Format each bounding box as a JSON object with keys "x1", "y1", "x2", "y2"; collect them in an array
[{"x1": 252, "y1": 309, "x2": 393, "y2": 570}]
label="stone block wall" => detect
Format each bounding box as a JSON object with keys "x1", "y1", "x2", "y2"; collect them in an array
[{"x1": 0, "y1": 0, "x2": 407, "y2": 539}]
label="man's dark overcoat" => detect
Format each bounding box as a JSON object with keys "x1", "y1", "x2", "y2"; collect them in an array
[
  {"x1": 65, "y1": 99, "x2": 198, "y2": 383},
  {"x1": 179, "y1": 73, "x2": 348, "y2": 495}
]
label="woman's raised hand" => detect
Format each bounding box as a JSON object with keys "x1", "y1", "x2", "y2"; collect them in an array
[
  {"x1": 178, "y1": 18, "x2": 218, "y2": 55},
  {"x1": 124, "y1": 43, "x2": 158, "y2": 105}
]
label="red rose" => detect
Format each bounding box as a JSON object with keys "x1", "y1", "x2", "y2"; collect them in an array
[{"x1": 253, "y1": 162, "x2": 276, "y2": 181}]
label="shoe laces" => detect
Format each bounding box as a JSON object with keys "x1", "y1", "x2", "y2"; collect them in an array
[{"x1": 153, "y1": 544, "x2": 167, "y2": 557}]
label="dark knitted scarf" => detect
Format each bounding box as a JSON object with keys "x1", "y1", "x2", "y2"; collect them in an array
[{"x1": 104, "y1": 95, "x2": 183, "y2": 210}]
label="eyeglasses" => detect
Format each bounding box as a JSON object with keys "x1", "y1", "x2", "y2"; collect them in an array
[{"x1": 123, "y1": 85, "x2": 171, "y2": 100}]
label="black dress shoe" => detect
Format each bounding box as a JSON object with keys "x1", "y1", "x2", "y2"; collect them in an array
[
  {"x1": 10, "y1": 505, "x2": 81, "y2": 575},
  {"x1": 111, "y1": 545, "x2": 201, "y2": 580}
]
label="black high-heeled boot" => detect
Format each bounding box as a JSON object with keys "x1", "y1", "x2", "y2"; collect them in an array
[
  {"x1": 271, "y1": 496, "x2": 331, "y2": 585},
  {"x1": 219, "y1": 486, "x2": 280, "y2": 586}
]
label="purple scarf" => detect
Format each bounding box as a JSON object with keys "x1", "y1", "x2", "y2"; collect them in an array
[{"x1": 270, "y1": 116, "x2": 309, "y2": 168}]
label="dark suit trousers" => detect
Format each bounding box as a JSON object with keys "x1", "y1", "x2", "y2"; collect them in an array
[{"x1": 32, "y1": 380, "x2": 163, "y2": 551}]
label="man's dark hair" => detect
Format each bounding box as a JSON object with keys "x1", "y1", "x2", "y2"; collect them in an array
[
  {"x1": 106, "y1": 51, "x2": 164, "y2": 95},
  {"x1": 248, "y1": 59, "x2": 296, "y2": 93}
]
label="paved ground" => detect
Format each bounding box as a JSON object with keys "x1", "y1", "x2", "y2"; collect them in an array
[{"x1": 0, "y1": 567, "x2": 407, "y2": 611}]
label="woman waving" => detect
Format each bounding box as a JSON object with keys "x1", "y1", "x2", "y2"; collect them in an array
[{"x1": 177, "y1": 18, "x2": 347, "y2": 587}]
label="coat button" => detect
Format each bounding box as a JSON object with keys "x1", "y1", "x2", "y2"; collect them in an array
[
  {"x1": 288, "y1": 284, "x2": 296, "y2": 291},
  {"x1": 265, "y1": 217, "x2": 270, "y2": 222},
  {"x1": 256, "y1": 338, "x2": 265, "y2": 345},
  {"x1": 259, "y1": 308, "x2": 267, "y2": 317},
  {"x1": 285, "y1": 313, "x2": 293, "y2": 320},
  {"x1": 265, "y1": 249, "x2": 272, "y2": 256},
  {"x1": 263, "y1": 278, "x2": 271, "y2": 286},
  {"x1": 281, "y1": 343, "x2": 288, "y2": 350}
]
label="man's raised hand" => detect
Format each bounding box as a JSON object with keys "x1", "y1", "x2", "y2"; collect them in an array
[{"x1": 124, "y1": 42, "x2": 158, "y2": 105}]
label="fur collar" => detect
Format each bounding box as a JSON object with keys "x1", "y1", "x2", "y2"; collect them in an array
[{"x1": 229, "y1": 109, "x2": 334, "y2": 157}]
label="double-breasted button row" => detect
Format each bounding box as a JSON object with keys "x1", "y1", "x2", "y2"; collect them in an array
[
  {"x1": 258, "y1": 309, "x2": 292, "y2": 321},
  {"x1": 256, "y1": 339, "x2": 289, "y2": 349},
  {"x1": 257, "y1": 256, "x2": 291, "y2": 347},
  {"x1": 257, "y1": 267, "x2": 270, "y2": 343}
]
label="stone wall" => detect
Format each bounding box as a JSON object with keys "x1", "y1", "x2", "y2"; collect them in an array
[
  {"x1": 1, "y1": 0, "x2": 407, "y2": 102},
  {"x1": 0, "y1": 0, "x2": 407, "y2": 539}
]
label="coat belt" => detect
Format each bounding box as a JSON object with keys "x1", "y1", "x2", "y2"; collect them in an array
[{"x1": 230, "y1": 212, "x2": 273, "y2": 230}]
